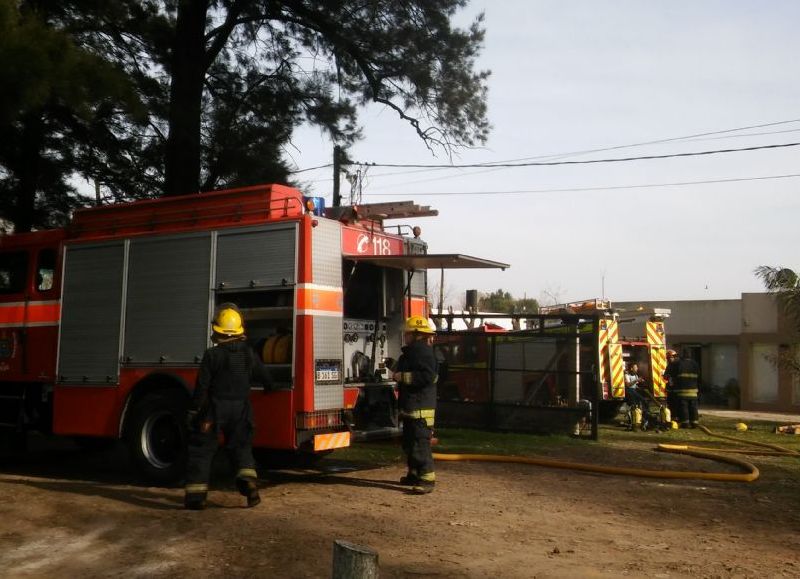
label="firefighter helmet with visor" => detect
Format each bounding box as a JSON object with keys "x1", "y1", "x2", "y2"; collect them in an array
[
  {"x1": 212, "y1": 305, "x2": 244, "y2": 336},
  {"x1": 404, "y1": 315, "x2": 435, "y2": 334}
]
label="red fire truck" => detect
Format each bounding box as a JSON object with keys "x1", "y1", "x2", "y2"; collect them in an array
[{"x1": 0, "y1": 184, "x2": 506, "y2": 481}]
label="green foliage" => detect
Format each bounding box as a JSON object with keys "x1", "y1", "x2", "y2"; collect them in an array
[
  {"x1": 755, "y1": 265, "x2": 800, "y2": 377},
  {"x1": 479, "y1": 289, "x2": 539, "y2": 314},
  {"x1": 755, "y1": 266, "x2": 800, "y2": 326},
  {"x1": 0, "y1": 0, "x2": 145, "y2": 231},
  {"x1": 0, "y1": 0, "x2": 490, "y2": 228},
  {"x1": 158, "y1": 0, "x2": 491, "y2": 194}
]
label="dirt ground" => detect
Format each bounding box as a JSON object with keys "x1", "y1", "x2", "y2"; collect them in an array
[{"x1": 1, "y1": 434, "x2": 799, "y2": 579}]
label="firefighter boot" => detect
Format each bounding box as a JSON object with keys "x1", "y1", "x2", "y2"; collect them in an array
[
  {"x1": 399, "y1": 471, "x2": 420, "y2": 486},
  {"x1": 236, "y1": 478, "x2": 261, "y2": 508},
  {"x1": 411, "y1": 481, "x2": 435, "y2": 495},
  {"x1": 184, "y1": 492, "x2": 207, "y2": 510},
  {"x1": 411, "y1": 472, "x2": 435, "y2": 494}
]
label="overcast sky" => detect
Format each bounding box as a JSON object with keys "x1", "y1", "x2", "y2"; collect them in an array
[{"x1": 289, "y1": 0, "x2": 800, "y2": 307}]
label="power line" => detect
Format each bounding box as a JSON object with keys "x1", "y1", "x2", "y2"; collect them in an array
[
  {"x1": 360, "y1": 117, "x2": 800, "y2": 178},
  {"x1": 350, "y1": 141, "x2": 800, "y2": 169},
  {"x1": 289, "y1": 117, "x2": 800, "y2": 177},
  {"x1": 363, "y1": 172, "x2": 800, "y2": 197},
  {"x1": 494, "y1": 117, "x2": 800, "y2": 164},
  {"x1": 288, "y1": 162, "x2": 333, "y2": 174}
]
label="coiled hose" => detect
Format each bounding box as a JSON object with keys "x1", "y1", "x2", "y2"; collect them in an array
[
  {"x1": 433, "y1": 447, "x2": 760, "y2": 482},
  {"x1": 430, "y1": 422, "x2": 800, "y2": 482}
]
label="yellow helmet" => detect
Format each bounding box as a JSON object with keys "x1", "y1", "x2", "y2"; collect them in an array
[
  {"x1": 405, "y1": 315, "x2": 435, "y2": 334},
  {"x1": 212, "y1": 305, "x2": 244, "y2": 336}
]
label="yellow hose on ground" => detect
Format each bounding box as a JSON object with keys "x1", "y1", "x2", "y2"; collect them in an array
[
  {"x1": 694, "y1": 424, "x2": 800, "y2": 457},
  {"x1": 433, "y1": 446, "x2": 760, "y2": 483},
  {"x1": 431, "y1": 424, "x2": 800, "y2": 483}
]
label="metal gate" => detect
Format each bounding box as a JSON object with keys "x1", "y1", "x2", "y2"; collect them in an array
[{"x1": 433, "y1": 314, "x2": 600, "y2": 439}]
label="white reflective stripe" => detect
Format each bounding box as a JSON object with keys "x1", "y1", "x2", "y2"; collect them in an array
[
  {"x1": 295, "y1": 283, "x2": 342, "y2": 293},
  {"x1": 296, "y1": 310, "x2": 343, "y2": 317}
]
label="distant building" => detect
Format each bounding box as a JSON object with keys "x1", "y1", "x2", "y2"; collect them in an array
[{"x1": 616, "y1": 294, "x2": 799, "y2": 413}]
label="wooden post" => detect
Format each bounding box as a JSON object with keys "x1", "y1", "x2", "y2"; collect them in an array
[
  {"x1": 332, "y1": 145, "x2": 342, "y2": 207},
  {"x1": 332, "y1": 540, "x2": 379, "y2": 579}
]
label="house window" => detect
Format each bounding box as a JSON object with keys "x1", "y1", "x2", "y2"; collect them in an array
[{"x1": 749, "y1": 343, "x2": 779, "y2": 403}]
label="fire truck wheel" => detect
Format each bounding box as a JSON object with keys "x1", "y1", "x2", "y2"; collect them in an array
[{"x1": 125, "y1": 391, "x2": 188, "y2": 483}]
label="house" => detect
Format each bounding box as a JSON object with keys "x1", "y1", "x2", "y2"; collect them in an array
[{"x1": 616, "y1": 294, "x2": 799, "y2": 413}]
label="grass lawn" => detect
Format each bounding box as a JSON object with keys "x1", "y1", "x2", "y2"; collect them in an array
[{"x1": 333, "y1": 411, "x2": 800, "y2": 478}]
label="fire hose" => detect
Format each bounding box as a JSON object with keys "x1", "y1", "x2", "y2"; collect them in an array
[
  {"x1": 430, "y1": 424, "x2": 800, "y2": 483},
  {"x1": 432, "y1": 447, "x2": 760, "y2": 482}
]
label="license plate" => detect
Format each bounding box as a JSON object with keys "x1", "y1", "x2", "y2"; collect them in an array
[
  {"x1": 316, "y1": 368, "x2": 340, "y2": 381},
  {"x1": 315, "y1": 359, "x2": 341, "y2": 383}
]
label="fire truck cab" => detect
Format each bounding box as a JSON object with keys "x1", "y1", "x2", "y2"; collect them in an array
[{"x1": 0, "y1": 184, "x2": 506, "y2": 480}]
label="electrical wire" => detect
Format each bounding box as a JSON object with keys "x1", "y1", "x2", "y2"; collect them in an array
[
  {"x1": 350, "y1": 141, "x2": 800, "y2": 169},
  {"x1": 289, "y1": 117, "x2": 800, "y2": 180},
  {"x1": 363, "y1": 172, "x2": 800, "y2": 197},
  {"x1": 288, "y1": 162, "x2": 333, "y2": 174}
]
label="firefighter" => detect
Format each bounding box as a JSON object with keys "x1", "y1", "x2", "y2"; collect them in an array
[
  {"x1": 624, "y1": 362, "x2": 649, "y2": 430},
  {"x1": 393, "y1": 315, "x2": 438, "y2": 494},
  {"x1": 664, "y1": 348, "x2": 700, "y2": 428},
  {"x1": 184, "y1": 303, "x2": 275, "y2": 510},
  {"x1": 663, "y1": 349, "x2": 679, "y2": 420}
]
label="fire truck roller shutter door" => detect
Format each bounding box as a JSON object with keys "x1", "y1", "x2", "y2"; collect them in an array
[
  {"x1": 124, "y1": 234, "x2": 212, "y2": 364},
  {"x1": 216, "y1": 225, "x2": 297, "y2": 290},
  {"x1": 58, "y1": 242, "x2": 125, "y2": 384}
]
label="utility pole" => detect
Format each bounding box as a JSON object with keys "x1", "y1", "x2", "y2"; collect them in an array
[{"x1": 332, "y1": 145, "x2": 342, "y2": 207}]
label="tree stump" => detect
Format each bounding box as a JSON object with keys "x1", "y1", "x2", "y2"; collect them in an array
[{"x1": 332, "y1": 539, "x2": 379, "y2": 579}]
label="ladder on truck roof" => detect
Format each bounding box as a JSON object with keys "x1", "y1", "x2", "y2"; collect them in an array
[{"x1": 538, "y1": 298, "x2": 612, "y2": 316}]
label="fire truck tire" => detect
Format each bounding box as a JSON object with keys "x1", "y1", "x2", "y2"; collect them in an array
[{"x1": 125, "y1": 391, "x2": 188, "y2": 483}]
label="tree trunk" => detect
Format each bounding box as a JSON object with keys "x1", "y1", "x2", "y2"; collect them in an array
[
  {"x1": 331, "y1": 540, "x2": 379, "y2": 579},
  {"x1": 13, "y1": 111, "x2": 46, "y2": 232},
  {"x1": 164, "y1": 0, "x2": 209, "y2": 197}
]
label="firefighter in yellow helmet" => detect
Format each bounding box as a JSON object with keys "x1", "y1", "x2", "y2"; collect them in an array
[
  {"x1": 184, "y1": 303, "x2": 277, "y2": 510},
  {"x1": 393, "y1": 315, "x2": 438, "y2": 494}
]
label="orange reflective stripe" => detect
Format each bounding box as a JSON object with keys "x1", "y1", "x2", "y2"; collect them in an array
[
  {"x1": 0, "y1": 301, "x2": 60, "y2": 327},
  {"x1": 313, "y1": 431, "x2": 351, "y2": 451},
  {"x1": 408, "y1": 297, "x2": 427, "y2": 317},
  {"x1": 295, "y1": 284, "x2": 343, "y2": 316}
]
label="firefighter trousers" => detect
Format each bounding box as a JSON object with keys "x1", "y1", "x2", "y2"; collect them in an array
[
  {"x1": 401, "y1": 417, "x2": 435, "y2": 482},
  {"x1": 676, "y1": 396, "x2": 699, "y2": 426},
  {"x1": 186, "y1": 398, "x2": 258, "y2": 495}
]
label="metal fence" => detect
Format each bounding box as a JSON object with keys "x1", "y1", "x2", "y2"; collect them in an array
[{"x1": 434, "y1": 314, "x2": 600, "y2": 439}]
